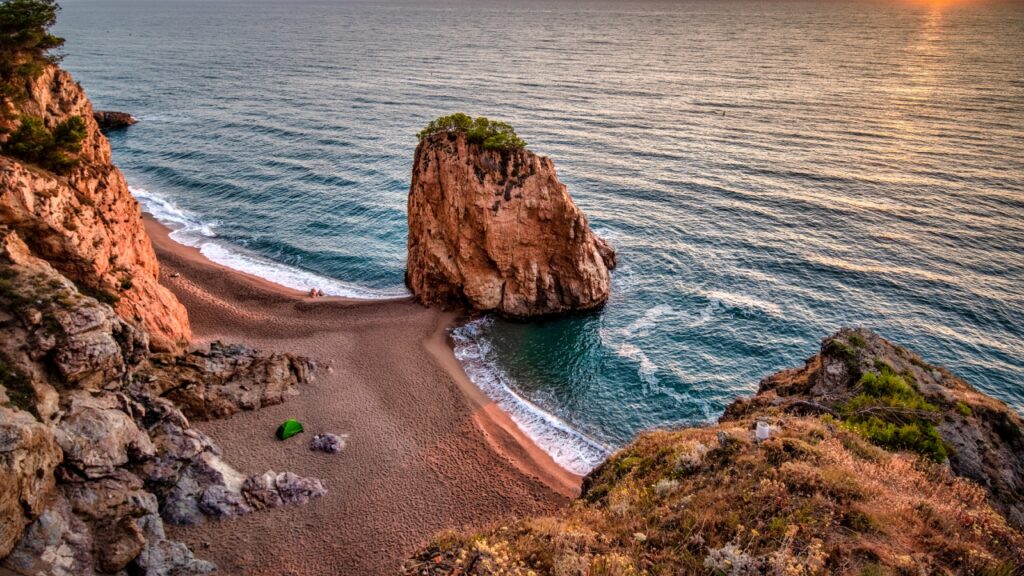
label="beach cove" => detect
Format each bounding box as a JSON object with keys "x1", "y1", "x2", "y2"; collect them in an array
[{"x1": 142, "y1": 216, "x2": 579, "y2": 575}]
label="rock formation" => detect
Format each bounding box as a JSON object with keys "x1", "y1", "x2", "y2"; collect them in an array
[
  {"x1": 1, "y1": 66, "x2": 189, "y2": 350},
  {"x1": 404, "y1": 329, "x2": 1024, "y2": 575},
  {"x1": 0, "y1": 46, "x2": 333, "y2": 571},
  {"x1": 93, "y1": 111, "x2": 137, "y2": 132},
  {"x1": 0, "y1": 226, "x2": 325, "y2": 574},
  {"x1": 406, "y1": 130, "x2": 615, "y2": 318},
  {"x1": 138, "y1": 341, "x2": 314, "y2": 421}
]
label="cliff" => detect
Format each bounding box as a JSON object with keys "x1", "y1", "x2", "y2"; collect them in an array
[
  {"x1": 0, "y1": 66, "x2": 189, "y2": 350},
  {"x1": 404, "y1": 329, "x2": 1024, "y2": 575},
  {"x1": 0, "y1": 227, "x2": 324, "y2": 574},
  {"x1": 406, "y1": 128, "x2": 615, "y2": 318}
]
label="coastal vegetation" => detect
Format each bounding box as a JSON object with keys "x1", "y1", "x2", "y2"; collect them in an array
[
  {"x1": 2, "y1": 113, "x2": 86, "y2": 172},
  {"x1": 0, "y1": 0, "x2": 85, "y2": 173},
  {"x1": 406, "y1": 417, "x2": 1022, "y2": 575},
  {"x1": 0, "y1": 0, "x2": 64, "y2": 101},
  {"x1": 834, "y1": 366, "x2": 948, "y2": 463},
  {"x1": 417, "y1": 113, "x2": 527, "y2": 150}
]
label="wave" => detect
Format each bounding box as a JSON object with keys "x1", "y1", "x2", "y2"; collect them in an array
[
  {"x1": 131, "y1": 186, "x2": 409, "y2": 299},
  {"x1": 451, "y1": 318, "x2": 612, "y2": 475}
]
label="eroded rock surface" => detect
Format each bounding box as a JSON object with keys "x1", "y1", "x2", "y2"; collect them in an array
[
  {"x1": 138, "y1": 341, "x2": 314, "y2": 420},
  {"x1": 0, "y1": 66, "x2": 189, "y2": 349},
  {"x1": 0, "y1": 407, "x2": 62, "y2": 558},
  {"x1": 1, "y1": 228, "x2": 323, "y2": 574},
  {"x1": 406, "y1": 131, "x2": 615, "y2": 317}
]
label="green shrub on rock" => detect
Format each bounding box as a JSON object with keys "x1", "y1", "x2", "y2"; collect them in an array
[
  {"x1": 417, "y1": 113, "x2": 527, "y2": 151},
  {"x1": 838, "y1": 366, "x2": 949, "y2": 462},
  {"x1": 3, "y1": 113, "x2": 86, "y2": 172},
  {"x1": 0, "y1": 0, "x2": 65, "y2": 101}
]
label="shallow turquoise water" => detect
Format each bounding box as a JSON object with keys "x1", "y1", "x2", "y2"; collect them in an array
[{"x1": 57, "y1": 0, "x2": 1024, "y2": 472}]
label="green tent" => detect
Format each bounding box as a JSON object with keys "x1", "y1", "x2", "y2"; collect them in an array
[{"x1": 276, "y1": 418, "x2": 304, "y2": 440}]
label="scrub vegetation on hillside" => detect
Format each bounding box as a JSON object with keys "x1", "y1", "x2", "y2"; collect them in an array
[{"x1": 406, "y1": 417, "x2": 1022, "y2": 576}]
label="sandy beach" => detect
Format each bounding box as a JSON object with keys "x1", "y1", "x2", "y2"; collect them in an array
[{"x1": 143, "y1": 216, "x2": 579, "y2": 575}]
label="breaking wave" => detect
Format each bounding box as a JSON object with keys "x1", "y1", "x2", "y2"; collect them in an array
[
  {"x1": 451, "y1": 318, "x2": 612, "y2": 475},
  {"x1": 131, "y1": 186, "x2": 409, "y2": 299}
]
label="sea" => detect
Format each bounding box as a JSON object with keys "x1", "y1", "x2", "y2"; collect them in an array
[{"x1": 56, "y1": 0, "x2": 1024, "y2": 474}]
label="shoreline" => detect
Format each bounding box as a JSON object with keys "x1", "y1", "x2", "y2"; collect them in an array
[{"x1": 142, "y1": 215, "x2": 581, "y2": 575}]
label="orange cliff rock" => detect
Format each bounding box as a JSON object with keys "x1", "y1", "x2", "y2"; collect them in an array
[
  {"x1": 406, "y1": 131, "x2": 616, "y2": 318},
  {"x1": 0, "y1": 66, "x2": 189, "y2": 349}
]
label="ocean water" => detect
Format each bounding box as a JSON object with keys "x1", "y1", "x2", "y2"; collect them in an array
[{"x1": 57, "y1": 0, "x2": 1024, "y2": 473}]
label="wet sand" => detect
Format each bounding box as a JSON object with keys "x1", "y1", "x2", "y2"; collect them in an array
[{"x1": 145, "y1": 217, "x2": 579, "y2": 575}]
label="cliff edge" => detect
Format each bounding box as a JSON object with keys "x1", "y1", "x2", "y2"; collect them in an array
[
  {"x1": 406, "y1": 114, "x2": 615, "y2": 318},
  {"x1": 1, "y1": 65, "x2": 189, "y2": 350}
]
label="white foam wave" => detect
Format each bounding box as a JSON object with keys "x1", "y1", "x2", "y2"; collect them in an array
[
  {"x1": 616, "y1": 343, "x2": 660, "y2": 386},
  {"x1": 131, "y1": 186, "x2": 409, "y2": 299},
  {"x1": 704, "y1": 290, "x2": 782, "y2": 317},
  {"x1": 451, "y1": 318, "x2": 611, "y2": 475}
]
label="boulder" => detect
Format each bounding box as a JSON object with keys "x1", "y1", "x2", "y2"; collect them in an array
[
  {"x1": 242, "y1": 470, "x2": 326, "y2": 511},
  {"x1": 310, "y1": 432, "x2": 346, "y2": 454},
  {"x1": 92, "y1": 111, "x2": 137, "y2": 132},
  {"x1": 406, "y1": 130, "x2": 615, "y2": 318}
]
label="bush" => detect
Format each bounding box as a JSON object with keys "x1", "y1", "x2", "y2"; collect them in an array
[
  {"x1": 3, "y1": 114, "x2": 86, "y2": 172},
  {"x1": 838, "y1": 366, "x2": 949, "y2": 462},
  {"x1": 417, "y1": 113, "x2": 527, "y2": 150},
  {"x1": 0, "y1": 0, "x2": 64, "y2": 100}
]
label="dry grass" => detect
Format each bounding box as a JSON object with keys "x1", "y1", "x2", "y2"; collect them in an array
[{"x1": 404, "y1": 417, "x2": 1023, "y2": 575}]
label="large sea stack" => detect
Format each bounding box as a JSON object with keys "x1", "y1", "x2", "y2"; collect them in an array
[{"x1": 406, "y1": 117, "x2": 615, "y2": 318}]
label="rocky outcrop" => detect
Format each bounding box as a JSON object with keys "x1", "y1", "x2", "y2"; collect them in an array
[
  {"x1": 0, "y1": 228, "x2": 148, "y2": 405},
  {"x1": 1, "y1": 226, "x2": 323, "y2": 573},
  {"x1": 137, "y1": 341, "x2": 314, "y2": 420},
  {"x1": 93, "y1": 111, "x2": 137, "y2": 132},
  {"x1": 0, "y1": 65, "x2": 189, "y2": 349},
  {"x1": 406, "y1": 131, "x2": 615, "y2": 318},
  {"x1": 723, "y1": 327, "x2": 1024, "y2": 529},
  {"x1": 405, "y1": 329, "x2": 1024, "y2": 575}
]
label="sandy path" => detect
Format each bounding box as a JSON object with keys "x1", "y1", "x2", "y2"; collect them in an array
[{"x1": 144, "y1": 217, "x2": 578, "y2": 575}]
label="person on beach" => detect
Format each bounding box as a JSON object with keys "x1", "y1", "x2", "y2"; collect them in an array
[
  {"x1": 317, "y1": 288, "x2": 325, "y2": 297},
  {"x1": 309, "y1": 288, "x2": 318, "y2": 298}
]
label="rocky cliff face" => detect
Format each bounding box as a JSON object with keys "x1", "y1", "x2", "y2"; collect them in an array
[
  {"x1": 0, "y1": 228, "x2": 323, "y2": 574},
  {"x1": 0, "y1": 66, "x2": 189, "y2": 350},
  {"x1": 406, "y1": 131, "x2": 615, "y2": 318},
  {"x1": 405, "y1": 329, "x2": 1024, "y2": 575}
]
